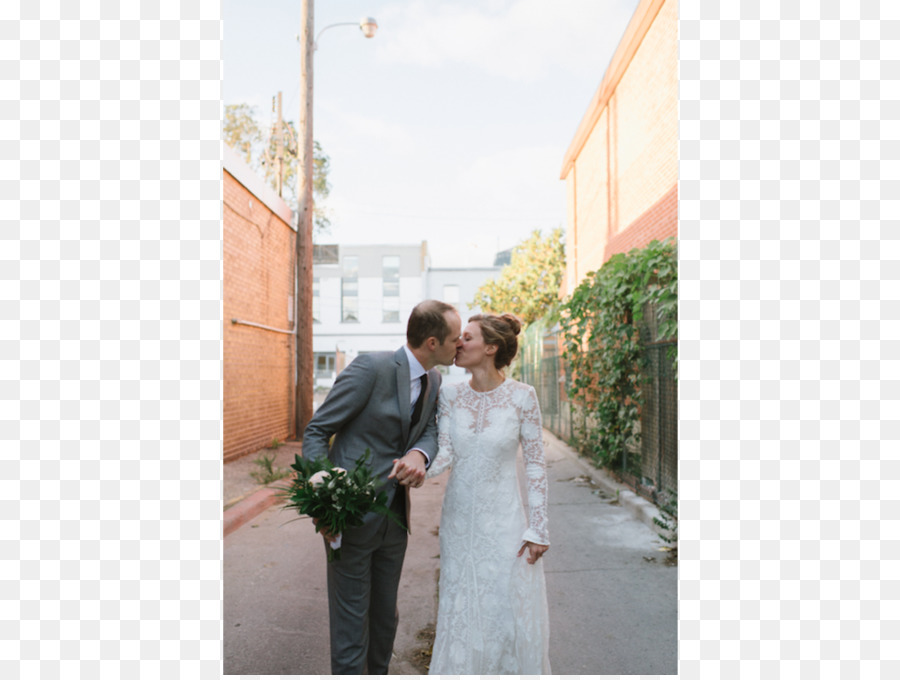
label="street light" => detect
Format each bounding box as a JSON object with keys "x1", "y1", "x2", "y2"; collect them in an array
[
  {"x1": 295, "y1": 3, "x2": 378, "y2": 435},
  {"x1": 311, "y1": 17, "x2": 378, "y2": 48}
]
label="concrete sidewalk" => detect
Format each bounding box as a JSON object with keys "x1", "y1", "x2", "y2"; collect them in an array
[
  {"x1": 223, "y1": 444, "x2": 444, "y2": 675},
  {"x1": 222, "y1": 430, "x2": 677, "y2": 675},
  {"x1": 223, "y1": 441, "x2": 302, "y2": 537}
]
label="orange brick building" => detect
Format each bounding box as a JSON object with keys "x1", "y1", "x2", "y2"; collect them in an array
[
  {"x1": 560, "y1": 0, "x2": 677, "y2": 296},
  {"x1": 223, "y1": 145, "x2": 298, "y2": 461}
]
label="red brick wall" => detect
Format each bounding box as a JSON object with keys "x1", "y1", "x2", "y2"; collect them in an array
[
  {"x1": 561, "y1": 0, "x2": 677, "y2": 292},
  {"x1": 605, "y1": 184, "x2": 678, "y2": 260},
  {"x1": 223, "y1": 169, "x2": 297, "y2": 462}
]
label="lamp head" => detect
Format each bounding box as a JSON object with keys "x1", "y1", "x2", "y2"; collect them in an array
[{"x1": 359, "y1": 17, "x2": 378, "y2": 38}]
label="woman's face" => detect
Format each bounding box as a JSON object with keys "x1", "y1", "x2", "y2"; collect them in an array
[{"x1": 455, "y1": 321, "x2": 496, "y2": 369}]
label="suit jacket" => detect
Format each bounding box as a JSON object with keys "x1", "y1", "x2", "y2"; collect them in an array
[{"x1": 302, "y1": 347, "x2": 441, "y2": 539}]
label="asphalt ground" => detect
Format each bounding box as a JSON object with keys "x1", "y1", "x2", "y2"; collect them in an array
[{"x1": 222, "y1": 429, "x2": 678, "y2": 675}]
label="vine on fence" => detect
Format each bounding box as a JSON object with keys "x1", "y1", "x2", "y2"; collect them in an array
[{"x1": 560, "y1": 238, "x2": 677, "y2": 469}]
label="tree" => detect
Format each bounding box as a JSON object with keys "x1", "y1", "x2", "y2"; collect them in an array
[
  {"x1": 223, "y1": 103, "x2": 262, "y2": 165},
  {"x1": 259, "y1": 120, "x2": 333, "y2": 233},
  {"x1": 471, "y1": 227, "x2": 565, "y2": 325},
  {"x1": 224, "y1": 103, "x2": 332, "y2": 236}
]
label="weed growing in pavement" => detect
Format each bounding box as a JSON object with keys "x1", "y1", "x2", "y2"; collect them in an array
[
  {"x1": 250, "y1": 451, "x2": 291, "y2": 485},
  {"x1": 653, "y1": 488, "x2": 678, "y2": 561}
]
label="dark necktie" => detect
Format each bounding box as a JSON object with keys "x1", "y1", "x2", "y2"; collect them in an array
[{"x1": 410, "y1": 374, "x2": 428, "y2": 426}]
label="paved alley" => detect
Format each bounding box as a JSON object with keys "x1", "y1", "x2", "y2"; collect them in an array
[{"x1": 223, "y1": 429, "x2": 677, "y2": 675}]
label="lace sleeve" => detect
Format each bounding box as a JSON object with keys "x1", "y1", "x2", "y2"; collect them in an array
[
  {"x1": 425, "y1": 390, "x2": 454, "y2": 479},
  {"x1": 519, "y1": 385, "x2": 549, "y2": 545}
]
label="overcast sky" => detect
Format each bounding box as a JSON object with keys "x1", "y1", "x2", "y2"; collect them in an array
[{"x1": 223, "y1": 0, "x2": 642, "y2": 267}]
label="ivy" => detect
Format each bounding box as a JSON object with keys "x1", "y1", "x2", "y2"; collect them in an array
[{"x1": 560, "y1": 238, "x2": 677, "y2": 470}]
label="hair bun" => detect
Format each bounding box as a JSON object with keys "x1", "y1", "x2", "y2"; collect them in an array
[{"x1": 501, "y1": 313, "x2": 522, "y2": 336}]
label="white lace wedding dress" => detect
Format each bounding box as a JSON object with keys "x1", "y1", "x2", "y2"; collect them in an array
[{"x1": 425, "y1": 379, "x2": 551, "y2": 675}]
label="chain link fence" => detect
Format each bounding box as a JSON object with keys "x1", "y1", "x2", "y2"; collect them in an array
[
  {"x1": 519, "y1": 321, "x2": 573, "y2": 444},
  {"x1": 628, "y1": 339, "x2": 678, "y2": 503},
  {"x1": 519, "y1": 312, "x2": 677, "y2": 505}
]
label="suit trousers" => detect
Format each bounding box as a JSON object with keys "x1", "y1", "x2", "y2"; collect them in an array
[{"x1": 326, "y1": 488, "x2": 409, "y2": 674}]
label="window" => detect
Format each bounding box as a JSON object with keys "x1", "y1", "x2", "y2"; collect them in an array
[
  {"x1": 383, "y1": 296, "x2": 400, "y2": 323},
  {"x1": 312, "y1": 277, "x2": 320, "y2": 323},
  {"x1": 314, "y1": 353, "x2": 336, "y2": 377},
  {"x1": 443, "y1": 284, "x2": 460, "y2": 305},
  {"x1": 383, "y1": 255, "x2": 400, "y2": 323},
  {"x1": 313, "y1": 244, "x2": 339, "y2": 264},
  {"x1": 342, "y1": 256, "x2": 359, "y2": 322}
]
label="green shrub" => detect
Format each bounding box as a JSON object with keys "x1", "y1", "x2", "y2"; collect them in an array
[{"x1": 560, "y1": 238, "x2": 677, "y2": 470}]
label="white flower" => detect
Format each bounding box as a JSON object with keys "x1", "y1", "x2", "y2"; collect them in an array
[
  {"x1": 309, "y1": 467, "x2": 347, "y2": 488},
  {"x1": 308, "y1": 470, "x2": 330, "y2": 487}
]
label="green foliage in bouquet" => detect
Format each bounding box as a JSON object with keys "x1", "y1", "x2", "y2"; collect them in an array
[{"x1": 279, "y1": 450, "x2": 407, "y2": 561}]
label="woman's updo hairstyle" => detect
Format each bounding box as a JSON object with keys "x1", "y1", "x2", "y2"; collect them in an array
[{"x1": 468, "y1": 313, "x2": 522, "y2": 369}]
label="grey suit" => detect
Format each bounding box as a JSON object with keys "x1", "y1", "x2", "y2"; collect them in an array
[{"x1": 302, "y1": 347, "x2": 441, "y2": 674}]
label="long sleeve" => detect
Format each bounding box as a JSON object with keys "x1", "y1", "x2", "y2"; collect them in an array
[
  {"x1": 519, "y1": 385, "x2": 549, "y2": 546},
  {"x1": 301, "y1": 354, "x2": 375, "y2": 463},
  {"x1": 425, "y1": 391, "x2": 455, "y2": 479}
]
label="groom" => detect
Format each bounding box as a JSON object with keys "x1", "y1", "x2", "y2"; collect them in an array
[{"x1": 302, "y1": 299, "x2": 462, "y2": 674}]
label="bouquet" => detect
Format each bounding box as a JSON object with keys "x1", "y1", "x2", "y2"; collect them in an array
[{"x1": 280, "y1": 450, "x2": 406, "y2": 561}]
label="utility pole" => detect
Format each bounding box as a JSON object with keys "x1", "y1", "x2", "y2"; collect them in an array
[
  {"x1": 275, "y1": 91, "x2": 284, "y2": 197},
  {"x1": 295, "y1": 0, "x2": 315, "y2": 438}
]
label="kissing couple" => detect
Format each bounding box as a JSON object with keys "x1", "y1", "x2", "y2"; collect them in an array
[{"x1": 302, "y1": 299, "x2": 551, "y2": 674}]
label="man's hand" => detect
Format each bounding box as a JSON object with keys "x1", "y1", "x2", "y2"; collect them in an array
[
  {"x1": 388, "y1": 450, "x2": 427, "y2": 488},
  {"x1": 312, "y1": 517, "x2": 340, "y2": 544},
  {"x1": 517, "y1": 541, "x2": 549, "y2": 565}
]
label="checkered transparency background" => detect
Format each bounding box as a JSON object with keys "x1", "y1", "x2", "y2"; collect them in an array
[
  {"x1": 680, "y1": 1, "x2": 898, "y2": 679},
  {"x1": 1, "y1": 0, "x2": 223, "y2": 678},
  {"x1": 1, "y1": 0, "x2": 897, "y2": 678}
]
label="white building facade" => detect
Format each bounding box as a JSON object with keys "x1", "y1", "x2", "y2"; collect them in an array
[
  {"x1": 312, "y1": 242, "x2": 501, "y2": 388},
  {"x1": 424, "y1": 266, "x2": 502, "y2": 384}
]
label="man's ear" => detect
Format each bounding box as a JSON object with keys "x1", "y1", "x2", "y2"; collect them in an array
[{"x1": 426, "y1": 337, "x2": 438, "y2": 351}]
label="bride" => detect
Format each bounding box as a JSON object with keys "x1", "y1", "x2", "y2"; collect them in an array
[{"x1": 424, "y1": 312, "x2": 551, "y2": 675}]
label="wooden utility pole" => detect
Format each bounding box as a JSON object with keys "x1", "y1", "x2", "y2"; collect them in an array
[
  {"x1": 295, "y1": 0, "x2": 315, "y2": 437},
  {"x1": 275, "y1": 91, "x2": 284, "y2": 197}
]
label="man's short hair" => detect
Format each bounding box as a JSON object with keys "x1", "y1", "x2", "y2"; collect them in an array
[{"x1": 407, "y1": 300, "x2": 457, "y2": 348}]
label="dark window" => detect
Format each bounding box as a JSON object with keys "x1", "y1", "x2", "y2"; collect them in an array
[
  {"x1": 383, "y1": 255, "x2": 400, "y2": 323},
  {"x1": 342, "y1": 256, "x2": 359, "y2": 322}
]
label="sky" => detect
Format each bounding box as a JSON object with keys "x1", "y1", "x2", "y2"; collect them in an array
[{"x1": 223, "y1": 0, "x2": 643, "y2": 267}]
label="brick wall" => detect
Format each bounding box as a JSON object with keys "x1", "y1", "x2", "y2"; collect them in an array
[
  {"x1": 560, "y1": 0, "x2": 678, "y2": 289},
  {"x1": 605, "y1": 183, "x2": 677, "y2": 259},
  {"x1": 223, "y1": 163, "x2": 297, "y2": 462}
]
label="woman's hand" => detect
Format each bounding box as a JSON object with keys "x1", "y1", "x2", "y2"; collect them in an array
[{"x1": 518, "y1": 541, "x2": 549, "y2": 565}]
